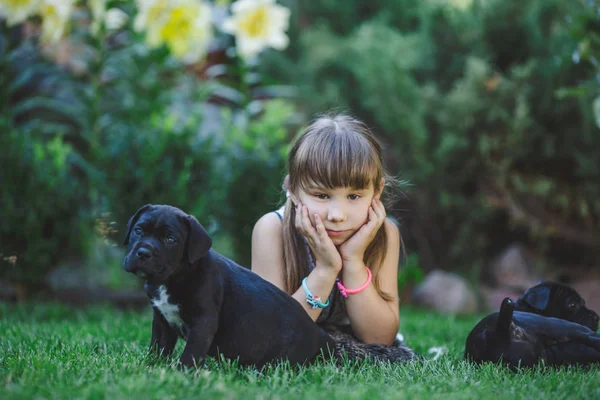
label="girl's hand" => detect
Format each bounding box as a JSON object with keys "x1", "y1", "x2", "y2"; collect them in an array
[
  {"x1": 339, "y1": 198, "x2": 386, "y2": 266},
  {"x1": 295, "y1": 203, "x2": 343, "y2": 273}
]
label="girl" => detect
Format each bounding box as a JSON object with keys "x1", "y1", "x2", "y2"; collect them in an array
[{"x1": 251, "y1": 113, "x2": 417, "y2": 362}]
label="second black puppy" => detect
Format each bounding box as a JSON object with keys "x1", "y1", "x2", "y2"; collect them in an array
[
  {"x1": 123, "y1": 204, "x2": 335, "y2": 369},
  {"x1": 516, "y1": 281, "x2": 599, "y2": 331},
  {"x1": 465, "y1": 298, "x2": 600, "y2": 369}
]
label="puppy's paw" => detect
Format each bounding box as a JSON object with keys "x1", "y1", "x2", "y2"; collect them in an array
[{"x1": 178, "y1": 356, "x2": 205, "y2": 371}]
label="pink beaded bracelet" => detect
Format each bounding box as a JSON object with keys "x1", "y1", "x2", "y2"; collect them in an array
[{"x1": 336, "y1": 267, "x2": 372, "y2": 298}]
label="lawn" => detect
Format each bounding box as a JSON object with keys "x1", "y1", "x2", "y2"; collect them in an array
[{"x1": 1, "y1": 301, "x2": 598, "y2": 400}]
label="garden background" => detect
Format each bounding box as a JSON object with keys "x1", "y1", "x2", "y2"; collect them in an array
[
  {"x1": 1, "y1": 0, "x2": 600, "y2": 398},
  {"x1": 0, "y1": 0, "x2": 600, "y2": 399},
  {"x1": 1, "y1": 0, "x2": 599, "y2": 311}
]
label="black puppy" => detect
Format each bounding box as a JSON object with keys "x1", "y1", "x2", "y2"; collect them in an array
[
  {"x1": 516, "y1": 281, "x2": 599, "y2": 331},
  {"x1": 465, "y1": 298, "x2": 600, "y2": 369},
  {"x1": 123, "y1": 204, "x2": 335, "y2": 369}
]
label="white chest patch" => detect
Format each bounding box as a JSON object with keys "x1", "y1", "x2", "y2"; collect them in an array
[{"x1": 151, "y1": 285, "x2": 183, "y2": 329}]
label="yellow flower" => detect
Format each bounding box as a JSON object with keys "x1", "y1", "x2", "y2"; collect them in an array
[
  {"x1": 222, "y1": 0, "x2": 290, "y2": 60},
  {"x1": 39, "y1": 0, "x2": 74, "y2": 44},
  {"x1": 0, "y1": 0, "x2": 41, "y2": 26},
  {"x1": 134, "y1": 0, "x2": 169, "y2": 46},
  {"x1": 135, "y1": 0, "x2": 213, "y2": 64}
]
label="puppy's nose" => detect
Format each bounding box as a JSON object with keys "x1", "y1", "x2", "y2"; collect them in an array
[{"x1": 136, "y1": 247, "x2": 152, "y2": 261}]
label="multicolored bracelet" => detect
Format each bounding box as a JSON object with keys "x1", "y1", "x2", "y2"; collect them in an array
[
  {"x1": 301, "y1": 277, "x2": 330, "y2": 309},
  {"x1": 336, "y1": 267, "x2": 372, "y2": 298}
]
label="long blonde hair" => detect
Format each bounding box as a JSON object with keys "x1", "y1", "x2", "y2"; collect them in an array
[{"x1": 281, "y1": 113, "x2": 397, "y2": 301}]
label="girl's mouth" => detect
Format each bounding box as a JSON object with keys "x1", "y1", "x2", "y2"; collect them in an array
[{"x1": 326, "y1": 230, "x2": 347, "y2": 237}]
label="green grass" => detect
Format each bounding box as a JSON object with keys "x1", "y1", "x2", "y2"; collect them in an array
[{"x1": 1, "y1": 302, "x2": 599, "y2": 400}]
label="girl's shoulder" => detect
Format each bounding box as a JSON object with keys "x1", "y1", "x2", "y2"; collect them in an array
[
  {"x1": 252, "y1": 210, "x2": 284, "y2": 238},
  {"x1": 384, "y1": 217, "x2": 400, "y2": 236},
  {"x1": 383, "y1": 217, "x2": 401, "y2": 248},
  {"x1": 251, "y1": 210, "x2": 286, "y2": 288}
]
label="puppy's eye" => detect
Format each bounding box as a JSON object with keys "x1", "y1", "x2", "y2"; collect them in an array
[
  {"x1": 568, "y1": 303, "x2": 578, "y2": 309},
  {"x1": 166, "y1": 236, "x2": 176, "y2": 244},
  {"x1": 134, "y1": 227, "x2": 143, "y2": 235}
]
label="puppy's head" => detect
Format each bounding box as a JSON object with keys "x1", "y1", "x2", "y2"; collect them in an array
[
  {"x1": 516, "y1": 281, "x2": 599, "y2": 331},
  {"x1": 122, "y1": 204, "x2": 212, "y2": 282}
]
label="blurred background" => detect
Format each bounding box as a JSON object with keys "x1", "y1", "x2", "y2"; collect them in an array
[{"x1": 1, "y1": 0, "x2": 599, "y2": 315}]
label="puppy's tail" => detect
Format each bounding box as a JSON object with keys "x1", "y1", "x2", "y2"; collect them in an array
[{"x1": 496, "y1": 297, "x2": 515, "y2": 338}]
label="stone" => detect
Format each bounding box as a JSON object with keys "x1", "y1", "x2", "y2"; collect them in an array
[
  {"x1": 412, "y1": 270, "x2": 477, "y2": 314},
  {"x1": 486, "y1": 244, "x2": 542, "y2": 291},
  {"x1": 479, "y1": 284, "x2": 525, "y2": 312}
]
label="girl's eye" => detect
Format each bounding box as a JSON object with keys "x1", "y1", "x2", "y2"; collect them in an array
[
  {"x1": 134, "y1": 227, "x2": 143, "y2": 235},
  {"x1": 166, "y1": 236, "x2": 176, "y2": 244},
  {"x1": 315, "y1": 194, "x2": 329, "y2": 199},
  {"x1": 348, "y1": 194, "x2": 360, "y2": 200}
]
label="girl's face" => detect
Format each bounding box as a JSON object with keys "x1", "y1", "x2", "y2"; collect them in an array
[{"x1": 293, "y1": 182, "x2": 380, "y2": 246}]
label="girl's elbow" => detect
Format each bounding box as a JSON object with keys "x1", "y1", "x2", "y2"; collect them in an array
[
  {"x1": 360, "y1": 330, "x2": 398, "y2": 346},
  {"x1": 364, "y1": 337, "x2": 396, "y2": 346}
]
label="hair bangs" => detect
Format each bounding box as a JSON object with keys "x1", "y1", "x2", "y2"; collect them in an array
[{"x1": 292, "y1": 127, "x2": 381, "y2": 192}]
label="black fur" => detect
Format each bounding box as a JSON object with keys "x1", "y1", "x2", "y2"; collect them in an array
[
  {"x1": 516, "y1": 281, "x2": 599, "y2": 331},
  {"x1": 123, "y1": 204, "x2": 335, "y2": 369},
  {"x1": 465, "y1": 298, "x2": 600, "y2": 369}
]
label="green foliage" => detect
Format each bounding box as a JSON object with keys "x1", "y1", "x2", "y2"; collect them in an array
[
  {"x1": 101, "y1": 114, "x2": 218, "y2": 241},
  {"x1": 264, "y1": 0, "x2": 600, "y2": 273},
  {"x1": 0, "y1": 122, "x2": 94, "y2": 287},
  {"x1": 398, "y1": 254, "x2": 426, "y2": 293},
  {"x1": 220, "y1": 100, "x2": 294, "y2": 266},
  {"x1": 5, "y1": 0, "x2": 599, "y2": 291},
  {"x1": 0, "y1": 17, "x2": 295, "y2": 286},
  {"x1": 0, "y1": 27, "x2": 95, "y2": 289},
  {"x1": 0, "y1": 28, "x2": 84, "y2": 137},
  {"x1": 93, "y1": 58, "x2": 218, "y2": 236},
  {"x1": 559, "y1": 0, "x2": 600, "y2": 127}
]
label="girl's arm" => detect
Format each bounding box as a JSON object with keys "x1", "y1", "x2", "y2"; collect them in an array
[
  {"x1": 251, "y1": 213, "x2": 339, "y2": 322},
  {"x1": 341, "y1": 218, "x2": 401, "y2": 345}
]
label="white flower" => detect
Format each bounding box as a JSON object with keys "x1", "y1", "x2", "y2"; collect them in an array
[
  {"x1": 39, "y1": 0, "x2": 74, "y2": 44},
  {"x1": 105, "y1": 8, "x2": 128, "y2": 31},
  {"x1": 0, "y1": 0, "x2": 41, "y2": 26},
  {"x1": 134, "y1": 0, "x2": 213, "y2": 64},
  {"x1": 222, "y1": 0, "x2": 290, "y2": 60}
]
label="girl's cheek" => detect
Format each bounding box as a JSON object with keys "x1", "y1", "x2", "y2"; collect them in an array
[
  {"x1": 303, "y1": 205, "x2": 315, "y2": 225},
  {"x1": 360, "y1": 207, "x2": 370, "y2": 223},
  {"x1": 307, "y1": 207, "x2": 325, "y2": 226}
]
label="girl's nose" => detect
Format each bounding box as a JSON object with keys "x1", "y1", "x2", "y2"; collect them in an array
[{"x1": 327, "y1": 206, "x2": 347, "y2": 222}]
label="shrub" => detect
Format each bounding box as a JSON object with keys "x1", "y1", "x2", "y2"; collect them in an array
[
  {"x1": 0, "y1": 122, "x2": 94, "y2": 292},
  {"x1": 262, "y1": 0, "x2": 600, "y2": 274},
  {"x1": 219, "y1": 100, "x2": 294, "y2": 266}
]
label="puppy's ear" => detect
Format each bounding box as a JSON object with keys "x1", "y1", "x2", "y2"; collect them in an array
[
  {"x1": 522, "y1": 286, "x2": 551, "y2": 311},
  {"x1": 124, "y1": 204, "x2": 153, "y2": 245},
  {"x1": 185, "y1": 214, "x2": 212, "y2": 264}
]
